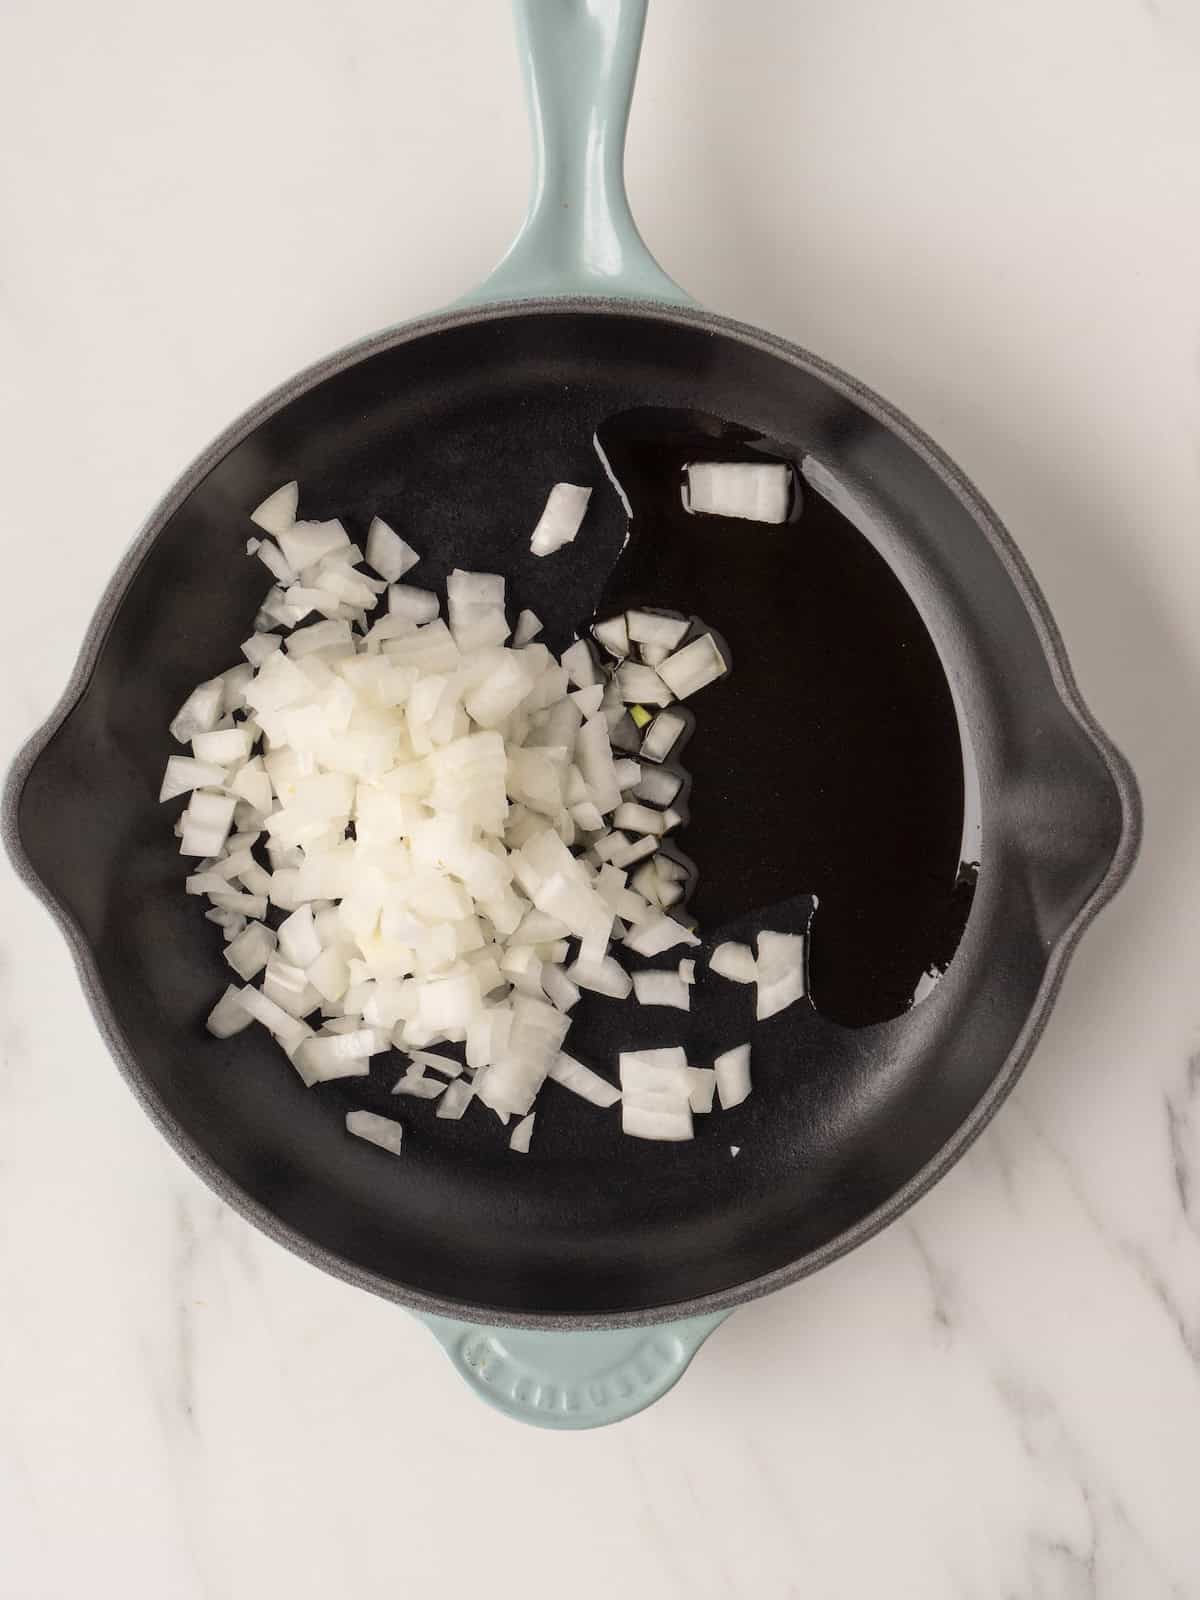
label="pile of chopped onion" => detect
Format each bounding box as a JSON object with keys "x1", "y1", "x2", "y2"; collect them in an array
[
  {"x1": 165, "y1": 479, "x2": 808, "y2": 1155},
  {"x1": 684, "y1": 462, "x2": 792, "y2": 523}
]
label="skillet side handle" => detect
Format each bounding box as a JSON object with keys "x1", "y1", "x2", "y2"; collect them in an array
[
  {"x1": 461, "y1": 0, "x2": 694, "y2": 307},
  {"x1": 418, "y1": 1310, "x2": 729, "y2": 1429}
]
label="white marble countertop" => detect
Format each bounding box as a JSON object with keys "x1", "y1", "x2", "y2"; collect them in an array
[{"x1": 3, "y1": 1, "x2": 1199, "y2": 1595}]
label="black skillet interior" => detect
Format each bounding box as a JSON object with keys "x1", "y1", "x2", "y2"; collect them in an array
[{"x1": 12, "y1": 306, "x2": 1134, "y2": 1321}]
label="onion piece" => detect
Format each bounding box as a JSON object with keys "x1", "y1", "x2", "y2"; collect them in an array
[
  {"x1": 570, "y1": 684, "x2": 604, "y2": 718},
  {"x1": 756, "y1": 931, "x2": 806, "y2": 1019},
  {"x1": 406, "y1": 1049, "x2": 464, "y2": 1079},
  {"x1": 160, "y1": 756, "x2": 228, "y2": 802},
  {"x1": 634, "y1": 765, "x2": 682, "y2": 807},
  {"x1": 626, "y1": 610, "x2": 689, "y2": 651},
  {"x1": 711, "y1": 941, "x2": 756, "y2": 983},
  {"x1": 639, "y1": 709, "x2": 687, "y2": 763},
  {"x1": 624, "y1": 913, "x2": 699, "y2": 957},
  {"x1": 687, "y1": 1066, "x2": 716, "y2": 1114},
  {"x1": 237, "y1": 985, "x2": 314, "y2": 1059},
  {"x1": 255, "y1": 540, "x2": 296, "y2": 587},
  {"x1": 180, "y1": 791, "x2": 237, "y2": 858},
  {"x1": 277, "y1": 905, "x2": 322, "y2": 968},
  {"x1": 346, "y1": 1109, "x2": 404, "y2": 1155},
  {"x1": 609, "y1": 834, "x2": 658, "y2": 870},
  {"x1": 251, "y1": 482, "x2": 300, "y2": 535},
  {"x1": 192, "y1": 728, "x2": 253, "y2": 766},
  {"x1": 388, "y1": 584, "x2": 440, "y2": 625},
  {"x1": 656, "y1": 634, "x2": 729, "y2": 700},
  {"x1": 285, "y1": 619, "x2": 352, "y2": 659},
  {"x1": 530, "y1": 483, "x2": 591, "y2": 556},
  {"x1": 170, "y1": 680, "x2": 224, "y2": 745},
  {"x1": 206, "y1": 986, "x2": 253, "y2": 1038},
  {"x1": 613, "y1": 801, "x2": 668, "y2": 837},
  {"x1": 392, "y1": 1068, "x2": 447, "y2": 1100},
  {"x1": 575, "y1": 716, "x2": 622, "y2": 815},
  {"x1": 548, "y1": 1053, "x2": 621, "y2": 1107},
  {"x1": 541, "y1": 963, "x2": 581, "y2": 1013},
  {"x1": 567, "y1": 956, "x2": 633, "y2": 999},
  {"x1": 308, "y1": 945, "x2": 350, "y2": 1003},
  {"x1": 621, "y1": 1103, "x2": 694, "y2": 1141},
  {"x1": 618, "y1": 1049, "x2": 694, "y2": 1140},
  {"x1": 592, "y1": 615, "x2": 629, "y2": 658},
  {"x1": 241, "y1": 633, "x2": 282, "y2": 668},
  {"x1": 295, "y1": 1030, "x2": 381, "y2": 1083},
  {"x1": 684, "y1": 462, "x2": 791, "y2": 523},
  {"x1": 615, "y1": 662, "x2": 672, "y2": 706},
  {"x1": 366, "y1": 517, "x2": 420, "y2": 582},
  {"x1": 632, "y1": 970, "x2": 691, "y2": 1009},
  {"x1": 570, "y1": 800, "x2": 605, "y2": 833},
  {"x1": 509, "y1": 1112, "x2": 535, "y2": 1152},
  {"x1": 714, "y1": 1043, "x2": 752, "y2": 1108},
  {"x1": 276, "y1": 518, "x2": 351, "y2": 572},
  {"x1": 513, "y1": 609, "x2": 543, "y2": 646},
  {"x1": 436, "y1": 1078, "x2": 474, "y2": 1119},
  {"x1": 620, "y1": 1046, "x2": 689, "y2": 1097},
  {"x1": 225, "y1": 921, "x2": 277, "y2": 981},
  {"x1": 561, "y1": 640, "x2": 599, "y2": 690}
]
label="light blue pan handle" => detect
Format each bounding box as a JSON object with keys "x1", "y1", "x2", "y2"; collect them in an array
[
  {"x1": 423, "y1": 2, "x2": 723, "y2": 1428},
  {"x1": 460, "y1": 0, "x2": 694, "y2": 307},
  {"x1": 421, "y1": 1310, "x2": 730, "y2": 1430}
]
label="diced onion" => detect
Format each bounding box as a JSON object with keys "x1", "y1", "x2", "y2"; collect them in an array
[
  {"x1": 567, "y1": 956, "x2": 633, "y2": 999},
  {"x1": 615, "y1": 662, "x2": 672, "y2": 706},
  {"x1": 714, "y1": 1043, "x2": 752, "y2": 1108},
  {"x1": 346, "y1": 1110, "x2": 405, "y2": 1155},
  {"x1": 640, "y1": 710, "x2": 687, "y2": 763},
  {"x1": 250, "y1": 481, "x2": 299, "y2": 536},
  {"x1": 513, "y1": 609, "x2": 543, "y2": 646},
  {"x1": 711, "y1": 941, "x2": 756, "y2": 984},
  {"x1": 170, "y1": 680, "x2": 224, "y2": 745},
  {"x1": 173, "y1": 478, "x2": 767, "y2": 1156},
  {"x1": 436, "y1": 1078, "x2": 475, "y2": 1120},
  {"x1": 756, "y1": 931, "x2": 806, "y2": 1020},
  {"x1": 619, "y1": 1047, "x2": 693, "y2": 1140},
  {"x1": 625, "y1": 914, "x2": 699, "y2": 957},
  {"x1": 206, "y1": 986, "x2": 253, "y2": 1038},
  {"x1": 592, "y1": 615, "x2": 629, "y2": 658},
  {"x1": 634, "y1": 765, "x2": 682, "y2": 807},
  {"x1": 366, "y1": 517, "x2": 420, "y2": 583},
  {"x1": 626, "y1": 610, "x2": 690, "y2": 651},
  {"x1": 684, "y1": 462, "x2": 791, "y2": 523},
  {"x1": 632, "y1": 969, "x2": 691, "y2": 1009},
  {"x1": 530, "y1": 483, "x2": 591, "y2": 557},
  {"x1": 656, "y1": 634, "x2": 728, "y2": 700},
  {"x1": 687, "y1": 1066, "x2": 716, "y2": 1113},
  {"x1": 548, "y1": 1052, "x2": 621, "y2": 1107},
  {"x1": 621, "y1": 1103, "x2": 693, "y2": 1141},
  {"x1": 225, "y1": 921, "x2": 276, "y2": 981},
  {"x1": 509, "y1": 1112, "x2": 535, "y2": 1152},
  {"x1": 160, "y1": 756, "x2": 228, "y2": 802}
]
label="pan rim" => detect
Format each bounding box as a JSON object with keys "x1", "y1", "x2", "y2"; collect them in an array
[{"x1": 2, "y1": 297, "x2": 1142, "y2": 1329}]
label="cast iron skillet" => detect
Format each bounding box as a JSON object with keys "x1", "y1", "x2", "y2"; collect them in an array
[{"x1": 3, "y1": 0, "x2": 1139, "y2": 1428}]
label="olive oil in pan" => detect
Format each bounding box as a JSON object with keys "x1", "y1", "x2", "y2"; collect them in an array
[{"x1": 594, "y1": 408, "x2": 974, "y2": 1028}]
